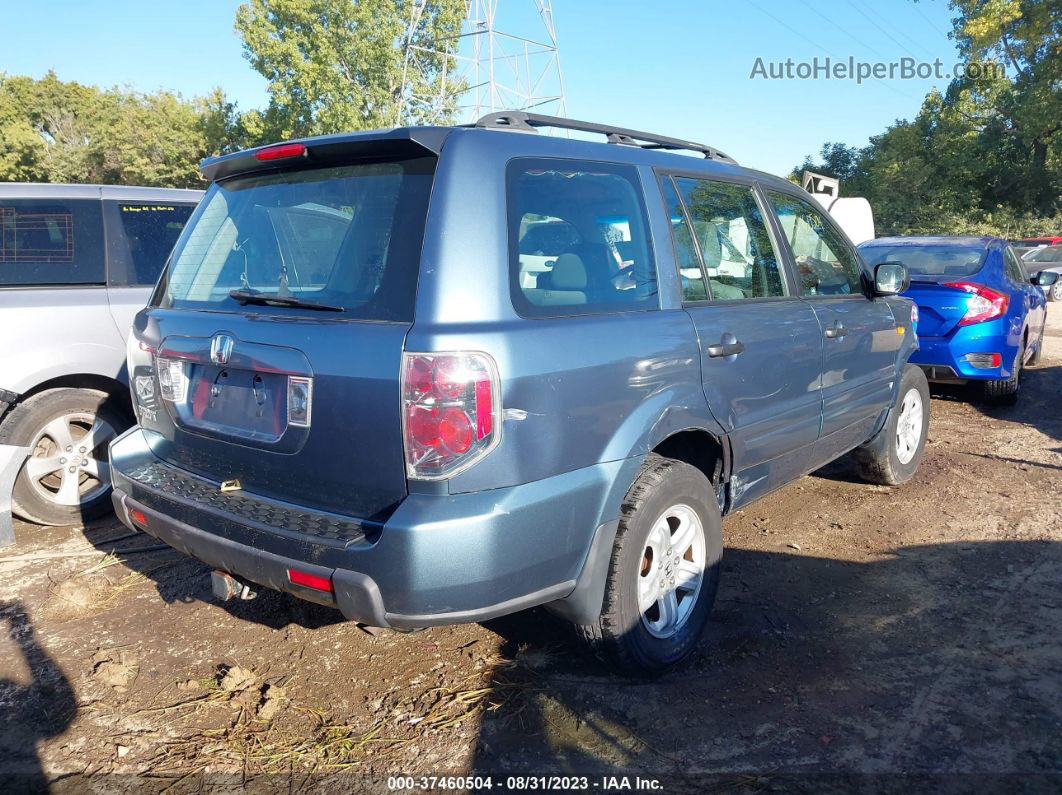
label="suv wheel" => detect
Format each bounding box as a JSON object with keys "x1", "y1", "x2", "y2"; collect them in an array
[
  {"x1": 0, "y1": 388, "x2": 126, "y2": 526},
  {"x1": 853, "y1": 364, "x2": 930, "y2": 486},
  {"x1": 578, "y1": 454, "x2": 722, "y2": 674}
]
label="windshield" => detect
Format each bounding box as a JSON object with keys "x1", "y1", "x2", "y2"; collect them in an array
[
  {"x1": 1024, "y1": 245, "x2": 1062, "y2": 263},
  {"x1": 154, "y1": 157, "x2": 435, "y2": 320},
  {"x1": 859, "y1": 244, "x2": 985, "y2": 278}
]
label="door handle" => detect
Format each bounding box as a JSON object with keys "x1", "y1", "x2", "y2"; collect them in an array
[
  {"x1": 824, "y1": 324, "x2": 848, "y2": 339},
  {"x1": 706, "y1": 340, "x2": 745, "y2": 358}
]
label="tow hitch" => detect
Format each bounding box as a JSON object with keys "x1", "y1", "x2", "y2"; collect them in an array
[{"x1": 211, "y1": 570, "x2": 258, "y2": 601}]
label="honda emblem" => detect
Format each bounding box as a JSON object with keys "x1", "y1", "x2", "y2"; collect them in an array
[{"x1": 210, "y1": 334, "x2": 235, "y2": 366}]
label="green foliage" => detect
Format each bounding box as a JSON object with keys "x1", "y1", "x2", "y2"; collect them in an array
[
  {"x1": 234, "y1": 0, "x2": 466, "y2": 140},
  {"x1": 0, "y1": 72, "x2": 247, "y2": 187},
  {"x1": 794, "y1": 0, "x2": 1062, "y2": 238}
]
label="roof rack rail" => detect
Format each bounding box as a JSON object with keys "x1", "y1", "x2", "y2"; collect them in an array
[{"x1": 474, "y1": 111, "x2": 736, "y2": 163}]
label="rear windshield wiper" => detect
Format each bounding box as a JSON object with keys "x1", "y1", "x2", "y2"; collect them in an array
[{"x1": 228, "y1": 289, "x2": 345, "y2": 312}]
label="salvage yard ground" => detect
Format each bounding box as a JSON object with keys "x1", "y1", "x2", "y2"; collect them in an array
[{"x1": 3, "y1": 307, "x2": 1062, "y2": 792}]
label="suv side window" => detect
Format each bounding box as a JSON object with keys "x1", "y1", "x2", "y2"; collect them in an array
[
  {"x1": 508, "y1": 159, "x2": 657, "y2": 317},
  {"x1": 672, "y1": 176, "x2": 787, "y2": 300},
  {"x1": 0, "y1": 198, "x2": 104, "y2": 286},
  {"x1": 766, "y1": 190, "x2": 863, "y2": 296},
  {"x1": 105, "y1": 201, "x2": 196, "y2": 286},
  {"x1": 660, "y1": 178, "x2": 708, "y2": 301}
]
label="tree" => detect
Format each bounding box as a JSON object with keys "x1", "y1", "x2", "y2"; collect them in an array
[
  {"x1": 235, "y1": 0, "x2": 467, "y2": 141},
  {"x1": 794, "y1": 0, "x2": 1062, "y2": 236},
  {"x1": 0, "y1": 72, "x2": 246, "y2": 187}
]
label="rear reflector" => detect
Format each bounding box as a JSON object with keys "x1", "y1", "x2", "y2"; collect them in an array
[
  {"x1": 962, "y1": 353, "x2": 1002, "y2": 369},
  {"x1": 255, "y1": 142, "x2": 307, "y2": 161},
  {"x1": 129, "y1": 508, "x2": 147, "y2": 526},
  {"x1": 287, "y1": 568, "x2": 334, "y2": 594}
]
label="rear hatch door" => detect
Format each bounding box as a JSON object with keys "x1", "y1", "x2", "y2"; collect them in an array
[{"x1": 132, "y1": 149, "x2": 437, "y2": 520}]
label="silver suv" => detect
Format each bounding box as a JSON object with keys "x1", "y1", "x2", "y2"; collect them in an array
[{"x1": 0, "y1": 183, "x2": 202, "y2": 525}]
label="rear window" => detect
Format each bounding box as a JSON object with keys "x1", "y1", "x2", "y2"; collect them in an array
[
  {"x1": 0, "y1": 198, "x2": 104, "y2": 286},
  {"x1": 859, "y1": 244, "x2": 986, "y2": 278},
  {"x1": 155, "y1": 158, "x2": 435, "y2": 320},
  {"x1": 507, "y1": 158, "x2": 658, "y2": 317}
]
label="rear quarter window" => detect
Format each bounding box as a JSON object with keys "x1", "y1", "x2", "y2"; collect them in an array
[
  {"x1": 0, "y1": 198, "x2": 104, "y2": 286},
  {"x1": 507, "y1": 158, "x2": 658, "y2": 318}
]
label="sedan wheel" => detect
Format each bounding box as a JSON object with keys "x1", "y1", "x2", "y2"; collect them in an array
[{"x1": 1051, "y1": 281, "x2": 1062, "y2": 302}]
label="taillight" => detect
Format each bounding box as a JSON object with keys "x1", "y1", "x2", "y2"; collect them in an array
[
  {"x1": 943, "y1": 281, "x2": 1009, "y2": 326},
  {"x1": 401, "y1": 352, "x2": 501, "y2": 479},
  {"x1": 155, "y1": 356, "x2": 189, "y2": 403}
]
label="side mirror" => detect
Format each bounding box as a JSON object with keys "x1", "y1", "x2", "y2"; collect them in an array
[
  {"x1": 874, "y1": 262, "x2": 909, "y2": 295},
  {"x1": 1034, "y1": 270, "x2": 1059, "y2": 286}
]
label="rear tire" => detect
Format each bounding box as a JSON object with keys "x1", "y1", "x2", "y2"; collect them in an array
[
  {"x1": 853, "y1": 364, "x2": 930, "y2": 486},
  {"x1": 0, "y1": 388, "x2": 128, "y2": 526},
  {"x1": 1049, "y1": 281, "x2": 1062, "y2": 302},
  {"x1": 577, "y1": 454, "x2": 722, "y2": 675},
  {"x1": 981, "y1": 344, "x2": 1023, "y2": 405}
]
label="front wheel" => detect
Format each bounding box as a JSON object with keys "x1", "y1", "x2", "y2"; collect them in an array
[
  {"x1": 853, "y1": 364, "x2": 930, "y2": 486},
  {"x1": 1049, "y1": 281, "x2": 1062, "y2": 302},
  {"x1": 577, "y1": 454, "x2": 722, "y2": 674}
]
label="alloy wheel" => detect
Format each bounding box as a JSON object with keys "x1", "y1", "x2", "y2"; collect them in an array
[
  {"x1": 637, "y1": 503, "x2": 706, "y2": 639},
  {"x1": 25, "y1": 413, "x2": 116, "y2": 507}
]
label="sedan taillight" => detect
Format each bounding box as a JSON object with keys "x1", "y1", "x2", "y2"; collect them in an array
[
  {"x1": 943, "y1": 281, "x2": 1010, "y2": 326},
  {"x1": 401, "y1": 352, "x2": 501, "y2": 479}
]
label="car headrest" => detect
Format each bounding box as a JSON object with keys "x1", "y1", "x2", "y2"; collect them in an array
[{"x1": 550, "y1": 253, "x2": 588, "y2": 290}]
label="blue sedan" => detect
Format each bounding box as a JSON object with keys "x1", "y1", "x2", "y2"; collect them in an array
[{"x1": 858, "y1": 236, "x2": 1058, "y2": 404}]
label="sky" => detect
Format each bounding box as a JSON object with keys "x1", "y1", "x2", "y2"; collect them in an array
[{"x1": 0, "y1": 0, "x2": 966, "y2": 177}]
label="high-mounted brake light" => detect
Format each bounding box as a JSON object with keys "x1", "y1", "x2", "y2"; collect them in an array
[
  {"x1": 255, "y1": 142, "x2": 307, "y2": 161},
  {"x1": 943, "y1": 281, "x2": 1009, "y2": 326},
  {"x1": 401, "y1": 352, "x2": 501, "y2": 480}
]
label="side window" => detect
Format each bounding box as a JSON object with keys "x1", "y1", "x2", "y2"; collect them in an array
[
  {"x1": 766, "y1": 191, "x2": 863, "y2": 296},
  {"x1": 508, "y1": 159, "x2": 657, "y2": 317},
  {"x1": 660, "y1": 178, "x2": 708, "y2": 301},
  {"x1": 673, "y1": 177, "x2": 786, "y2": 300},
  {"x1": 1004, "y1": 246, "x2": 1027, "y2": 284},
  {"x1": 0, "y1": 198, "x2": 104, "y2": 286},
  {"x1": 106, "y1": 201, "x2": 196, "y2": 286}
]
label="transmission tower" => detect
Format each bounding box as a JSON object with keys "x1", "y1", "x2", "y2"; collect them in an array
[{"x1": 398, "y1": 0, "x2": 567, "y2": 125}]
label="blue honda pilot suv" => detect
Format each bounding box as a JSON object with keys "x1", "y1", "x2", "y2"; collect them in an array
[{"x1": 110, "y1": 113, "x2": 927, "y2": 673}]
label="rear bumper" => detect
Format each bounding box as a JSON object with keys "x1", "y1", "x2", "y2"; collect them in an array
[
  {"x1": 909, "y1": 324, "x2": 1018, "y2": 382},
  {"x1": 110, "y1": 427, "x2": 638, "y2": 629}
]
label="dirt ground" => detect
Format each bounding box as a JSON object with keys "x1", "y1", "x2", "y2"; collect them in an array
[{"x1": 3, "y1": 307, "x2": 1061, "y2": 793}]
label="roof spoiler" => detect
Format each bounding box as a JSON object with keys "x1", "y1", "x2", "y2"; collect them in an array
[{"x1": 199, "y1": 127, "x2": 452, "y2": 182}]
